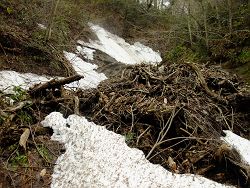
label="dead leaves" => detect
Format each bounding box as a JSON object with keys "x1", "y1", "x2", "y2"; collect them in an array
[
  {"x1": 19, "y1": 128, "x2": 30, "y2": 150},
  {"x1": 168, "y1": 156, "x2": 177, "y2": 173}
]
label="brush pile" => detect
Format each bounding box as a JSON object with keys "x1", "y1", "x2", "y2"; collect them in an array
[
  {"x1": 1, "y1": 62, "x2": 249, "y2": 187},
  {"x1": 79, "y1": 62, "x2": 250, "y2": 186}
]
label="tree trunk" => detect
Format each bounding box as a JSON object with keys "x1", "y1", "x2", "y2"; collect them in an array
[
  {"x1": 215, "y1": 0, "x2": 221, "y2": 29},
  {"x1": 154, "y1": 0, "x2": 158, "y2": 8},
  {"x1": 201, "y1": 0, "x2": 209, "y2": 49},
  {"x1": 45, "y1": 0, "x2": 60, "y2": 42},
  {"x1": 227, "y1": 0, "x2": 233, "y2": 34},
  {"x1": 187, "y1": 1, "x2": 193, "y2": 46}
]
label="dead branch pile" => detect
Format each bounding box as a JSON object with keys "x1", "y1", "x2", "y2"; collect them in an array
[
  {"x1": 1, "y1": 62, "x2": 249, "y2": 186},
  {"x1": 79, "y1": 62, "x2": 250, "y2": 186}
]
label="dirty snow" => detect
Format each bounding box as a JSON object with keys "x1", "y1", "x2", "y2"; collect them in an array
[
  {"x1": 80, "y1": 23, "x2": 162, "y2": 65},
  {"x1": 0, "y1": 71, "x2": 52, "y2": 94},
  {"x1": 42, "y1": 112, "x2": 233, "y2": 188},
  {"x1": 221, "y1": 130, "x2": 250, "y2": 166},
  {"x1": 0, "y1": 52, "x2": 106, "y2": 93},
  {"x1": 76, "y1": 46, "x2": 95, "y2": 61}
]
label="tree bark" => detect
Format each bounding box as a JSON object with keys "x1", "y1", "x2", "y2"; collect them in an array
[
  {"x1": 187, "y1": 1, "x2": 193, "y2": 46},
  {"x1": 201, "y1": 0, "x2": 209, "y2": 49},
  {"x1": 227, "y1": 0, "x2": 233, "y2": 34},
  {"x1": 215, "y1": 0, "x2": 221, "y2": 29},
  {"x1": 29, "y1": 75, "x2": 84, "y2": 96},
  {"x1": 45, "y1": 0, "x2": 60, "y2": 42}
]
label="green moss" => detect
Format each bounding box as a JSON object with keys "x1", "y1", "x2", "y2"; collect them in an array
[
  {"x1": 125, "y1": 132, "x2": 136, "y2": 144},
  {"x1": 7, "y1": 144, "x2": 18, "y2": 152},
  {"x1": 10, "y1": 86, "x2": 27, "y2": 102},
  {"x1": 164, "y1": 45, "x2": 198, "y2": 63},
  {"x1": 238, "y1": 50, "x2": 250, "y2": 64},
  {"x1": 37, "y1": 145, "x2": 53, "y2": 163},
  {"x1": 10, "y1": 151, "x2": 28, "y2": 168},
  {"x1": 17, "y1": 110, "x2": 33, "y2": 124},
  {"x1": 235, "y1": 61, "x2": 250, "y2": 84}
]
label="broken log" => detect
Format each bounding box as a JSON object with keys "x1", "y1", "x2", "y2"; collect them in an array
[{"x1": 29, "y1": 74, "x2": 83, "y2": 95}]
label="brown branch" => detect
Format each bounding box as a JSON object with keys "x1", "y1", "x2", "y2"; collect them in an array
[
  {"x1": 184, "y1": 62, "x2": 228, "y2": 104},
  {"x1": 29, "y1": 74, "x2": 83, "y2": 95},
  {"x1": 3, "y1": 101, "x2": 32, "y2": 112}
]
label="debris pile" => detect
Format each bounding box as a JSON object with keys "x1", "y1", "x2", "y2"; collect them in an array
[
  {"x1": 0, "y1": 62, "x2": 249, "y2": 187},
  {"x1": 78, "y1": 62, "x2": 250, "y2": 186}
]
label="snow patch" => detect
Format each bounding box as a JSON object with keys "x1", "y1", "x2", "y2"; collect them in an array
[
  {"x1": 0, "y1": 71, "x2": 52, "y2": 94},
  {"x1": 221, "y1": 130, "x2": 250, "y2": 166},
  {"x1": 0, "y1": 52, "x2": 106, "y2": 94},
  {"x1": 76, "y1": 46, "x2": 95, "y2": 61},
  {"x1": 42, "y1": 112, "x2": 233, "y2": 188},
  {"x1": 82, "y1": 23, "x2": 162, "y2": 65},
  {"x1": 64, "y1": 52, "x2": 107, "y2": 89}
]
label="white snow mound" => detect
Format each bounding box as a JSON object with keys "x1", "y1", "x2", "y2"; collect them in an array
[
  {"x1": 42, "y1": 112, "x2": 233, "y2": 188},
  {"x1": 80, "y1": 23, "x2": 162, "y2": 65},
  {"x1": 0, "y1": 71, "x2": 52, "y2": 94},
  {"x1": 64, "y1": 52, "x2": 107, "y2": 89},
  {"x1": 0, "y1": 52, "x2": 106, "y2": 94},
  {"x1": 221, "y1": 130, "x2": 250, "y2": 166}
]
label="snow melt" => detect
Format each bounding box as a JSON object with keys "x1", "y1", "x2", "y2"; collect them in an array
[
  {"x1": 42, "y1": 112, "x2": 233, "y2": 188},
  {"x1": 0, "y1": 51, "x2": 106, "y2": 93},
  {"x1": 0, "y1": 71, "x2": 52, "y2": 94},
  {"x1": 221, "y1": 130, "x2": 250, "y2": 166},
  {"x1": 81, "y1": 23, "x2": 162, "y2": 65},
  {"x1": 64, "y1": 52, "x2": 106, "y2": 89},
  {"x1": 76, "y1": 46, "x2": 95, "y2": 61}
]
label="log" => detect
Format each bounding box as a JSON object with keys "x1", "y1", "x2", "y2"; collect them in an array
[{"x1": 29, "y1": 74, "x2": 83, "y2": 95}]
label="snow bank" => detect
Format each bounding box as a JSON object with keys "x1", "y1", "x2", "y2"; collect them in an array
[
  {"x1": 80, "y1": 23, "x2": 162, "y2": 65},
  {"x1": 0, "y1": 71, "x2": 52, "y2": 94},
  {"x1": 42, "y1": 112, "x2": 233, "y2": 188},
  {"x1": 221, "y1": 130, "x2": 250, "y2": 166},
  {"x1": 76, "y1": 46, "x2": 95, "y2": 61},
  {"x1": 0, "y1": 52, "x2": 106, "y2": 94},
  {"x1": 64, "y1": 52, "x2": 106, "y2": 89}
]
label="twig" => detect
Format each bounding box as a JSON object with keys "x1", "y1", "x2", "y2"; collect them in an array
[
  {"x1": 74, "y1": 96, "x2": 80, "y2": 115},
  {"x1": 130, "y1": 104, "x2": 135, "y2": 132},
  {"x1": 210, "y1": 103, "x2": 232, "y2": 131},
  {"x1": 231, "y1": 107, "x2": 234, "y2": 131},
  {"x1": 148, "y1": 137, "x2": 218, "y2": 161},
  {"x1": 92, "y1": 94, "x2": 116, "y2": 120},
  {"x1": 136, "y1": 126, "x2": 151, "y2": 146},
  {"x1": 5, "y1": 145, "x2": 19, "y2": 169},
  {"x1": 146, "y1": 105, "x2": 182, "y2": 159},
  {"x1": 3, "y1": 101, "x2": 32, "y2": 112},
  {"x1": 7, "y1": 171, "x2": 16, "y2": 188}
]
